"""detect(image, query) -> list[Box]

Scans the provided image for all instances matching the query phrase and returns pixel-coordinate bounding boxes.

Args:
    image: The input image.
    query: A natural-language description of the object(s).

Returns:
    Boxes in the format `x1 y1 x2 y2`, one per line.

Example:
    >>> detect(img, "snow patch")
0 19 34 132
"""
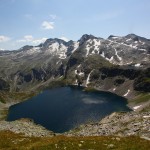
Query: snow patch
59 76 63 79
78 72 84 76
140 41 145 45
75 70 78 74
77 64 81 68
26 47 41 55
93 39 101 51
86 70 93 87
72 42 79 53
114 48 122 61
75 69 84 76
106 56 114 62
126 38 132 42
75 79 78 85
56 61 60 65
135 64 140 67
124 90 130 97
108 39 139 51
59 53 66 59
138 49 147 52
133 105 142 111
113 88 116 91
46 42 59 54
100 51 105 58
126 61 133 65
111 36 119 39
143 115 150 118
100 51 114 63
46 42 67 59
85 45 90 57
129 44 137 49
85 39 101 56
58 44 67 59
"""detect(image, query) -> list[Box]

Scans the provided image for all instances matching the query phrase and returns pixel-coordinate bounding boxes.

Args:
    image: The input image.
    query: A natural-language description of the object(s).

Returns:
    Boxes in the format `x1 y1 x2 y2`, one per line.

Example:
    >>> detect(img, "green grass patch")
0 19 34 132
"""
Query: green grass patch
0 131 149 150
0 96 6 103
0 109 9 120
84 87 98 92
143 77 150 82
131 93 150 104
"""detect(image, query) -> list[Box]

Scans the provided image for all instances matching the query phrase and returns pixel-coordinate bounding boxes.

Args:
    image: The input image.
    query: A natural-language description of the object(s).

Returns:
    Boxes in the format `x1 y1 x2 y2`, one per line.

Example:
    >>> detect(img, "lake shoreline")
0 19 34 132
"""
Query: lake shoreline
7 86 131 133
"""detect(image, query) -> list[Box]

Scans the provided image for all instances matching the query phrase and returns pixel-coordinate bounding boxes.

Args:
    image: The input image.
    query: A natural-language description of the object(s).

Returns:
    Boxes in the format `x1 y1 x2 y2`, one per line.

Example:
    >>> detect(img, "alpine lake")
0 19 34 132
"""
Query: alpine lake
7 86 131 133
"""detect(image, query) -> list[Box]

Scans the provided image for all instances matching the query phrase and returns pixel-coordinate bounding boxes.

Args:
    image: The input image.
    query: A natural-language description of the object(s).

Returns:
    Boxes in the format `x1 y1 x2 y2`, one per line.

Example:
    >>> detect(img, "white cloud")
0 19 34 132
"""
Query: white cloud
16 35 47 45
0 35 10 42
50 14 57 20
16 39 26 43
60 37 69 42
42 21 54 30
32 38 47 44
24 35 34 41
17 35 33 43
0 48 5 51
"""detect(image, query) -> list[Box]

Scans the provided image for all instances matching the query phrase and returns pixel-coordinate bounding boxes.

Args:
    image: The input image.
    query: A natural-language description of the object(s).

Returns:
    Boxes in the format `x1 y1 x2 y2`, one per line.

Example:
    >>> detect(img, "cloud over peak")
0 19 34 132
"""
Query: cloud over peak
60 37 69 42
17 35 47 45
42 21 54 30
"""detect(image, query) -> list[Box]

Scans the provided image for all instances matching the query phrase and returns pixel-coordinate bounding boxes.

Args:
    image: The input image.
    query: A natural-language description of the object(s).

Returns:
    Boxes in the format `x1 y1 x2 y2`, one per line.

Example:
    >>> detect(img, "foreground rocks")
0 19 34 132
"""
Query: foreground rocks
0 111 149 140
0 119 55 137
67 111 150 140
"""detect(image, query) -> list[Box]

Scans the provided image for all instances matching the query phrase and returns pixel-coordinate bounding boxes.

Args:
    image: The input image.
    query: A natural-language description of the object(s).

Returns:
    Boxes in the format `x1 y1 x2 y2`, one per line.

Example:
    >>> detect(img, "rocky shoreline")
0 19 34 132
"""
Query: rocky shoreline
0 118 55 137
0 110 149 141
67 111 150 140
0 87 149 140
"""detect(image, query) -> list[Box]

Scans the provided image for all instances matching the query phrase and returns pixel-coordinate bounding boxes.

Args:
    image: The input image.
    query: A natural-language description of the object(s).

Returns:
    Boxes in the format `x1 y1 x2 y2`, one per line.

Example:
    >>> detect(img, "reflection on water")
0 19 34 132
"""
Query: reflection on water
7 86 130 133
82 97 106 104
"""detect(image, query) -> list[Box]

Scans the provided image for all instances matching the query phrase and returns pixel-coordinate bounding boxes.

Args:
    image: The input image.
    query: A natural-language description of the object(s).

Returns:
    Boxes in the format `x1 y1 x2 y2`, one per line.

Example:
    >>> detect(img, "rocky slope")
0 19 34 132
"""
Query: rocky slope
0 119 55 137
67 111 150 140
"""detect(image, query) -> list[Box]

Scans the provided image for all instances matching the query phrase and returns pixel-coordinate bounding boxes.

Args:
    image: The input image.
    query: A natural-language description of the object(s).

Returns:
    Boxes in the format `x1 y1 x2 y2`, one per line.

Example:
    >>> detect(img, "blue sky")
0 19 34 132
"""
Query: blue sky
0 0 150 50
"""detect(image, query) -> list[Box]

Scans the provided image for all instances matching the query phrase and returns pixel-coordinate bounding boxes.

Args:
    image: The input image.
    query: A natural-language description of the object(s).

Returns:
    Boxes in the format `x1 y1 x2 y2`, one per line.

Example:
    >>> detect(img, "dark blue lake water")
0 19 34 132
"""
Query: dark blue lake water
7 86 130 133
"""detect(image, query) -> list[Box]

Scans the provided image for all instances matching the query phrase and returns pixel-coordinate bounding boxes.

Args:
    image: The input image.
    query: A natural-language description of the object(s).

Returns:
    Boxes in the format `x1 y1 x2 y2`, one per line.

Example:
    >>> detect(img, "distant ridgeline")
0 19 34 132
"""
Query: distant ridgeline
0 33 149 96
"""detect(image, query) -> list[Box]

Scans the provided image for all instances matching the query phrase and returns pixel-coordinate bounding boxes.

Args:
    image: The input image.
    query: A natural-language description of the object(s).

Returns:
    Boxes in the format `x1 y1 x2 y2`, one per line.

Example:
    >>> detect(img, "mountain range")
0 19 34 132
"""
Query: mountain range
0 33 150 99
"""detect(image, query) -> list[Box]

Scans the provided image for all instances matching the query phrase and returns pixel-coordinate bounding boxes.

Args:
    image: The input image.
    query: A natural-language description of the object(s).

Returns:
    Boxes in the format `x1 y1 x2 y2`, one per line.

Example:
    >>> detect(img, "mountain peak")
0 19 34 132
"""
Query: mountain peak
125 33 138 39
78 34 96 45
125 33 149 42
108 35 120 39
19 45 34 51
